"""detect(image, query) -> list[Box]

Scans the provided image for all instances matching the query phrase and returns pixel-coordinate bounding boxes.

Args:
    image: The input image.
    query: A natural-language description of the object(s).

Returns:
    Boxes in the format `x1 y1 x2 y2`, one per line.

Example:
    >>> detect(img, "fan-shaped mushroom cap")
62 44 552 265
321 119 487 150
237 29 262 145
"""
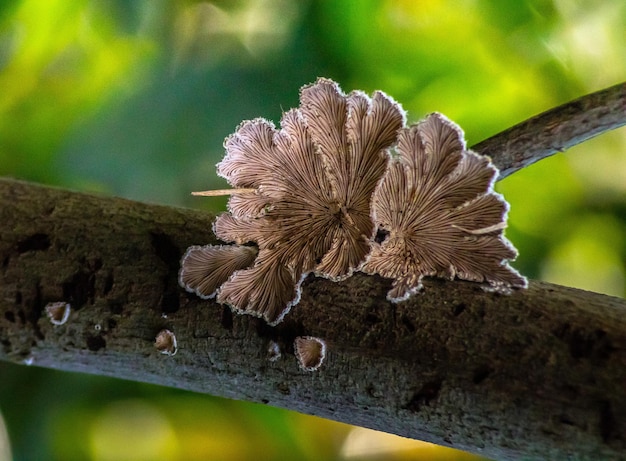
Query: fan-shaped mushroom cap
179 244 258 299
155 329 177 356
294 336 327 371
213 78 405 324
363 113 527 301
217 250 302 325
45 302 71 325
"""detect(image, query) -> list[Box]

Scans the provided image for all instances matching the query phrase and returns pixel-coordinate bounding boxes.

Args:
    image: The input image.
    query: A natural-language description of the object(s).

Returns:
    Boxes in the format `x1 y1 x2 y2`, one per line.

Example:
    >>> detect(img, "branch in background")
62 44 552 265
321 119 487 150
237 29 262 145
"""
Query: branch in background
1 179 624 461
472 81 626 180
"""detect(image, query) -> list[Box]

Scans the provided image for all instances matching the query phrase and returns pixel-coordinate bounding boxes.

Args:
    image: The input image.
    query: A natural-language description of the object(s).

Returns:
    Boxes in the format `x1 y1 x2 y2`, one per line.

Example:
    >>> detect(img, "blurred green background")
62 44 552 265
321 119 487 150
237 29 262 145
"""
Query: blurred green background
1 0 625 460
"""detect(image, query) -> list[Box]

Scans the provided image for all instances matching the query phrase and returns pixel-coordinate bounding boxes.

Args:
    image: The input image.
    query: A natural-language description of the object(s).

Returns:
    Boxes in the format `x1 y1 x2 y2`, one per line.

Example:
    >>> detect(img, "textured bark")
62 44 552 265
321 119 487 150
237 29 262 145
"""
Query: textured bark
1 178 625 460
472 81 626 179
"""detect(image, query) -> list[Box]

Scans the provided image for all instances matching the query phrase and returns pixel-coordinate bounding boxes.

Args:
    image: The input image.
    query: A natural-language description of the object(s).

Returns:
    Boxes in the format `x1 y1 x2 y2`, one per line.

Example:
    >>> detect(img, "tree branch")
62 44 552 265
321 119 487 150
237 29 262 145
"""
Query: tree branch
471 81 626 180
1 179 625 460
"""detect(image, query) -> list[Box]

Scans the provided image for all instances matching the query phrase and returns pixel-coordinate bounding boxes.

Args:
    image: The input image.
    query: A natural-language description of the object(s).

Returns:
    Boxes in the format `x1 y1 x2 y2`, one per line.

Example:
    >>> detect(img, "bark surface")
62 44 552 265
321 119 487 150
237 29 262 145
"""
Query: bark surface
1 179 625 460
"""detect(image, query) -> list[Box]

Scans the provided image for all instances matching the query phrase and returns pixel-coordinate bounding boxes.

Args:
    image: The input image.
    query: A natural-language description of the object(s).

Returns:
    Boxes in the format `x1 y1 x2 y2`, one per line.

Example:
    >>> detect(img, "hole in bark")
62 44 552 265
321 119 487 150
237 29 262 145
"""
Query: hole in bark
17 233 50 253
27 283 45 340
553 323 569 337
108 300 123 315
375 228 390 244
4 311 15 323
591 330 614 361
553 325 614 361
63 271 96 308
86 335 106 351
107 319 117 330
364 313 380 325
254 317 270 337
150 232 180 269
599 400 616 442
2 255 8 268
472 365 492 384
453 303 466 316
161 291 180 315
559 384 579 400
260 317 305 349
261 399 269 404
17 309 25 324
558 414 576 426
15 291 22 305
150 232 181 314
570 331 594 359
103 272 114 295
221 306 233 330
400 314 416 333
404 379 443 412
91 258 103 272
276 382 290 395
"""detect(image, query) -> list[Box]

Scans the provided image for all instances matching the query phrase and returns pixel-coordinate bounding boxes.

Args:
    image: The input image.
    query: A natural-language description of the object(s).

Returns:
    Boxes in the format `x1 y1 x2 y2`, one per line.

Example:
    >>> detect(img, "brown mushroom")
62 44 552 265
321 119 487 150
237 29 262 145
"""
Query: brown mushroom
186 81 527 320
294 336 327 371
155 329 177 356
45 301 71 326
362 113 527 301
213 78 405 324
178 244 258 299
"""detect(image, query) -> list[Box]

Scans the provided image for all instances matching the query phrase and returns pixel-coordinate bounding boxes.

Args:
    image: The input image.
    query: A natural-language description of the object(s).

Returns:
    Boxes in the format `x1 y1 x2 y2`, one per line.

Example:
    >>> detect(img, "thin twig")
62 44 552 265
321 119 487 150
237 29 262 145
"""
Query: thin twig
192 188 256 196
471 81 626 180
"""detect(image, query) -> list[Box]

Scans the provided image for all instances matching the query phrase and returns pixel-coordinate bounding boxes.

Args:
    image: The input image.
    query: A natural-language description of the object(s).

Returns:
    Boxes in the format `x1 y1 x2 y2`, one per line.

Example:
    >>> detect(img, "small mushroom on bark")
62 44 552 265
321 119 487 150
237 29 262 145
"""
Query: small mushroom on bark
45 302 71 326
267 340 281 362
294 336 327 371
155 329 178 356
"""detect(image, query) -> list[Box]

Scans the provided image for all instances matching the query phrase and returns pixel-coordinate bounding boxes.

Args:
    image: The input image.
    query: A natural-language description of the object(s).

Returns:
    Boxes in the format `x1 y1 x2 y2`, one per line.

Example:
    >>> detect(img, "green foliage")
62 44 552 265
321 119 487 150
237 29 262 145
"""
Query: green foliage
1 1 625 459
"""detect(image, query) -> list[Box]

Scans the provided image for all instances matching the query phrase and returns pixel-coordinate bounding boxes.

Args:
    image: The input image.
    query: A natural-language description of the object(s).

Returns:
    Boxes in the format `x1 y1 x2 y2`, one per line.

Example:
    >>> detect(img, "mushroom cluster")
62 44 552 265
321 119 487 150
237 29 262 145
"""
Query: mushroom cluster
180 78 526 326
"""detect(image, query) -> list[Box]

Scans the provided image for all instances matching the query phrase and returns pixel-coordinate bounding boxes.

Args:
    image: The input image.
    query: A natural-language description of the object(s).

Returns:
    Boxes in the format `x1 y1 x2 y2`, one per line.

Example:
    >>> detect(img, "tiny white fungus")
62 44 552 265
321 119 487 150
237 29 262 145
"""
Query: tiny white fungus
45 301 71 326
155 329 178 356
267 340 281 362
